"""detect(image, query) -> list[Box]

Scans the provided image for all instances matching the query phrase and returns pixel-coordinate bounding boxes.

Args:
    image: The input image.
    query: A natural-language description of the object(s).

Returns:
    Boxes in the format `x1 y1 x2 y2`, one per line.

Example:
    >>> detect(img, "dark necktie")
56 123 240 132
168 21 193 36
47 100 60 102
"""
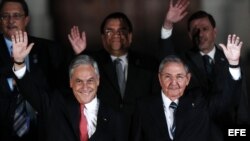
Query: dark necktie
13 86 30 137
114 58 126 98
80 105 88 141
169 102 178 139
202 55 213 76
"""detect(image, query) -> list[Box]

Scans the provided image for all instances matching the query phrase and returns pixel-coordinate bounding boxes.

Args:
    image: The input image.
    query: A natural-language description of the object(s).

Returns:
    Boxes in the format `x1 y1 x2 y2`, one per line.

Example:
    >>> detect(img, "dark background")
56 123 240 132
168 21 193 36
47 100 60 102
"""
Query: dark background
24 0 250 124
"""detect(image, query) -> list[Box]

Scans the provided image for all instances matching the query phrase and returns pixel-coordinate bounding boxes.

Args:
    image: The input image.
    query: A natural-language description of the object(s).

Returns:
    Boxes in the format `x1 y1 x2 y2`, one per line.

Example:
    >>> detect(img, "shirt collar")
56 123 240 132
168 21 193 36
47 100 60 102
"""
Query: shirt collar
84 96 99 112
110 53 128 63
161 91 179 108
4 37 13 54
200 46 216 60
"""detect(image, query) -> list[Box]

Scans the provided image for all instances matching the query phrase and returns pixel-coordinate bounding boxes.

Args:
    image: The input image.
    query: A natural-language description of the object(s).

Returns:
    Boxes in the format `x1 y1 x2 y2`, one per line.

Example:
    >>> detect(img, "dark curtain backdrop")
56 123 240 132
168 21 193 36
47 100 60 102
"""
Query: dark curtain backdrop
49 0 200 57
47 0 250 125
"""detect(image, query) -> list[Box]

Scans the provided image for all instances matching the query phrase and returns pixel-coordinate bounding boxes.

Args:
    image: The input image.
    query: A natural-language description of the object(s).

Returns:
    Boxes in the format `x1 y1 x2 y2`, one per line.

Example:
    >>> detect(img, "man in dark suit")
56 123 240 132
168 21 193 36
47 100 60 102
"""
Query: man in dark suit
160 1 248 127
11 30 125 141
0 0 64 141
130 34 243 140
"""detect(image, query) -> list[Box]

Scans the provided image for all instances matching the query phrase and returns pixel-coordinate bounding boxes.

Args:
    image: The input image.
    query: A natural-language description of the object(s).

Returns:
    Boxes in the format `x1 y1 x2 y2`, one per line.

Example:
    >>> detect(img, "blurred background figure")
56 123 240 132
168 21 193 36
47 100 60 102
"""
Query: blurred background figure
0 0 64 141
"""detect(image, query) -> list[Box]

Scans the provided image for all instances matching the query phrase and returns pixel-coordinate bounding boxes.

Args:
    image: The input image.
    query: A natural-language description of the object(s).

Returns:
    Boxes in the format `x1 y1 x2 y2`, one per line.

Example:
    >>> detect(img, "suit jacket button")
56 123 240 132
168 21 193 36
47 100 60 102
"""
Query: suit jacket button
119 104 123 108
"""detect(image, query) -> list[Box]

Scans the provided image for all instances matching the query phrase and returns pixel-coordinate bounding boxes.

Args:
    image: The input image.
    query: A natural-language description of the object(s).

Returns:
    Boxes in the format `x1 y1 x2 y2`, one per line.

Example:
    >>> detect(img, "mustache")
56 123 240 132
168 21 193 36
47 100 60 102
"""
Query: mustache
7 25 17 29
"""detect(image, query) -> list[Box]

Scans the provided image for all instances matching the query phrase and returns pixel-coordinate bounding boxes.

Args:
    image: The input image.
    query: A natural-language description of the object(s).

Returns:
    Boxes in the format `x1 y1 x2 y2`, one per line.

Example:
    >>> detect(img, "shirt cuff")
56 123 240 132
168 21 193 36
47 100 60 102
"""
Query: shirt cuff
13 66 27 79
229 67 241 80
161 27 172 39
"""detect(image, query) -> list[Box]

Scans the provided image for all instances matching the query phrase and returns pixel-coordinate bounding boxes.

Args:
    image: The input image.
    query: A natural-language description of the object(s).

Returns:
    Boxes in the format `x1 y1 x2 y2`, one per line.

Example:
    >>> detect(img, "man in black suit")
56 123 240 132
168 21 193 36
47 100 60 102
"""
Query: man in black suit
0 0 64 141
130 34 243 140
160 0 249 127
11 30 125 141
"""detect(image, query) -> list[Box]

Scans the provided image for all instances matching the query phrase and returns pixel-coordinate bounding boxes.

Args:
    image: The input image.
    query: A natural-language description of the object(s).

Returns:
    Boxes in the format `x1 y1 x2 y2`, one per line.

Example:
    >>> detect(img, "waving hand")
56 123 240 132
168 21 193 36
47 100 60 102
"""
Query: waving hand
219 34 243 65
68 26 87 55
12 30 34 63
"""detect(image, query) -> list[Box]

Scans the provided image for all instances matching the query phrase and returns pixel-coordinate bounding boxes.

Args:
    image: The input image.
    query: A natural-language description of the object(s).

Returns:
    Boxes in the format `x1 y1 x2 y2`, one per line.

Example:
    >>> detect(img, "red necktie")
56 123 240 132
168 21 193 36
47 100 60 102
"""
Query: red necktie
80 105 88 141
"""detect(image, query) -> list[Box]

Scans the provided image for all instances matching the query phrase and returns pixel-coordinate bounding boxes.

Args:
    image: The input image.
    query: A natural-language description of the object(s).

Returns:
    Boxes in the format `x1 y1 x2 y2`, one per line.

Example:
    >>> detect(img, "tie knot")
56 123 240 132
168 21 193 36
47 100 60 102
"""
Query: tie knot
114 58 124 71
114 58 122 63
169 102 177 110
202 55 211 64
80 105 86 113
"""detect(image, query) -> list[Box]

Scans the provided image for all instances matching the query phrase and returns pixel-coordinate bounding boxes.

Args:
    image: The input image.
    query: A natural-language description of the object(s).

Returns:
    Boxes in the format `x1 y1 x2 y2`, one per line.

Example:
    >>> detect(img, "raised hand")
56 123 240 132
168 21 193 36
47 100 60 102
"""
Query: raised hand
68 26 87 55
219 34 243 65
163 0 190 29
11 30 34 63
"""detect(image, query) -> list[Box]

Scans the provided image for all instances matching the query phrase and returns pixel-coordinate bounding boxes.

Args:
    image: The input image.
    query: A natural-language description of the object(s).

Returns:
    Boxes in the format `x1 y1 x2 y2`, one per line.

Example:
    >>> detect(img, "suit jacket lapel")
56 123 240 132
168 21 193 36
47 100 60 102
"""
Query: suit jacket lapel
98 50 121 95
123 51 144 100
0 35 13 67
123 62 137 100
150 94 170 139
174 95 193 136
89 102 110 140
187 51 206 75
214 47 227 67
62 92 80 139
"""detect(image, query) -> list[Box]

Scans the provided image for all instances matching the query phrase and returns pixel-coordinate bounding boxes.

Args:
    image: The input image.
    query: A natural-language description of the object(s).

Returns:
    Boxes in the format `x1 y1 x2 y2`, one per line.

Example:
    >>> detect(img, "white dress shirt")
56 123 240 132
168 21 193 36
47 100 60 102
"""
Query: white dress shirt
161 91 179 140
83 97 99 138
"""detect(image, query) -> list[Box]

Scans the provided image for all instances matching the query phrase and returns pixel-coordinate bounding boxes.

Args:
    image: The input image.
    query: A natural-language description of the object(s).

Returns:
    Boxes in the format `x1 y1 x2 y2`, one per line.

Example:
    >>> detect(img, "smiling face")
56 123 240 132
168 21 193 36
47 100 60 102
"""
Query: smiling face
189 17 217 54
101 18 132 57
70 64 99 104
158 62 191 101
0 1 29 39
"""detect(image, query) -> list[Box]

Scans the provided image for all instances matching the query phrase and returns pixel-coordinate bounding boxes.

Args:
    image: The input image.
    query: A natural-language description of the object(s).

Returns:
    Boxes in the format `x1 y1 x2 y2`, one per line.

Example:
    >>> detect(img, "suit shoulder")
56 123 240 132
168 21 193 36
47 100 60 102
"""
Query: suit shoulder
128 50 159 71
135 94 160 110
98 101 124 123
28 36 58 46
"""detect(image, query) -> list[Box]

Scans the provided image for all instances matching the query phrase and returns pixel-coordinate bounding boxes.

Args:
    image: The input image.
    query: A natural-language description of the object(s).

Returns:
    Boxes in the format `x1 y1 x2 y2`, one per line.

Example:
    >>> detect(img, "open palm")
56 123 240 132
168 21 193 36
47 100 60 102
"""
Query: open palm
11 31 34 62
68 26 87 55
219 34 243 65
166 0 189 23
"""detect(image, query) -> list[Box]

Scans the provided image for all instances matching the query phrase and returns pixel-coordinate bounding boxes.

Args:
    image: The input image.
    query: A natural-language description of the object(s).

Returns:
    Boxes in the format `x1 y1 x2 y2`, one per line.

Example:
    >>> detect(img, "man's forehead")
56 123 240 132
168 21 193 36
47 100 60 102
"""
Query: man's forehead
190 17 212 27
162 63 186 72
105 18 127 27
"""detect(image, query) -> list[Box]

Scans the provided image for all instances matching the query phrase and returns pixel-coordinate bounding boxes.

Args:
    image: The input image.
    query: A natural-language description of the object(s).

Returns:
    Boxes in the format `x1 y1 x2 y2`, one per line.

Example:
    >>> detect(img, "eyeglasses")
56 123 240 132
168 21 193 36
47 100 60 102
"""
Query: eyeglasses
104 29 129 36
160 73 188 83
0 13 25 21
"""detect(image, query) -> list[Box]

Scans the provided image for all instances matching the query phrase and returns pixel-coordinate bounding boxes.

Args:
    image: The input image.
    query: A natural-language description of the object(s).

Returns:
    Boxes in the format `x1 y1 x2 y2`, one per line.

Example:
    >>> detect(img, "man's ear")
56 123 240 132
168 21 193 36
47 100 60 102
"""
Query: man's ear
24 16 30 27
101 35 107 48
128 33 133 44
213 27 217 38
186 73 191 85
69 79 72 88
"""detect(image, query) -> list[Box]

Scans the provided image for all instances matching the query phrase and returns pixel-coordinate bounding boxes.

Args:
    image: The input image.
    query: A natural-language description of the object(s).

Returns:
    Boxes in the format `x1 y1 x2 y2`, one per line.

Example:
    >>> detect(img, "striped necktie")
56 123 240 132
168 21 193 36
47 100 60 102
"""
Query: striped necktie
169 102 178 139
13 86 30 137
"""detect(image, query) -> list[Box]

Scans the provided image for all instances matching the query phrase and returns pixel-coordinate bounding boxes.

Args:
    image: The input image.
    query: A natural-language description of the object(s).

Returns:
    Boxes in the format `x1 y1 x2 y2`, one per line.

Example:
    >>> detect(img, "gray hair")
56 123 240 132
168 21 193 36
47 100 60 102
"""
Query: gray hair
159 55 190 74
69 55 99 79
